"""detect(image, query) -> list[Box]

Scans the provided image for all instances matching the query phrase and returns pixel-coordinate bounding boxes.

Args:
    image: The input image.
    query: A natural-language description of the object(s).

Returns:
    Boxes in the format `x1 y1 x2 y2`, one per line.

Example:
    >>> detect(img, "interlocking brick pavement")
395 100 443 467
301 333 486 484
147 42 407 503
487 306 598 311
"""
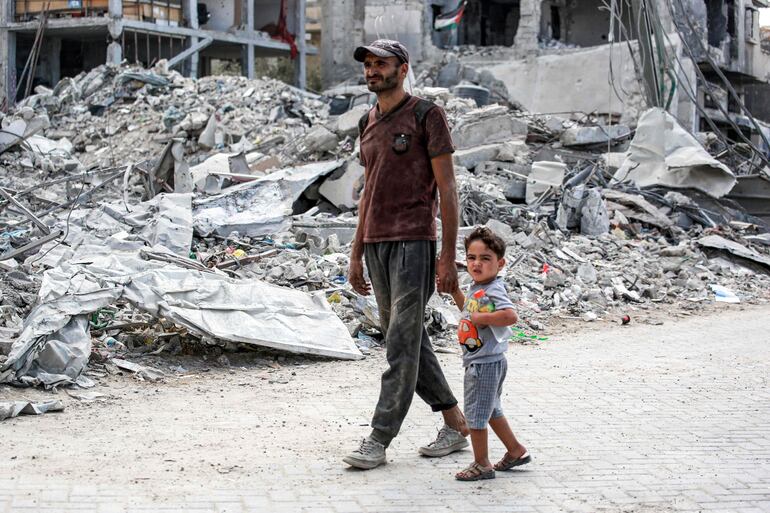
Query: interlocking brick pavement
1 305 769 512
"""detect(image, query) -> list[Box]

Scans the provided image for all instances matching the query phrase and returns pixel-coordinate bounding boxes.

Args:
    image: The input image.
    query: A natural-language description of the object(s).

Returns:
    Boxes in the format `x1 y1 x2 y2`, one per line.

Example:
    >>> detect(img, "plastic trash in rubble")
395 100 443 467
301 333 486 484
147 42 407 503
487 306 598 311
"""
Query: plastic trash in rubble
510 330 549 343
709 284 740 304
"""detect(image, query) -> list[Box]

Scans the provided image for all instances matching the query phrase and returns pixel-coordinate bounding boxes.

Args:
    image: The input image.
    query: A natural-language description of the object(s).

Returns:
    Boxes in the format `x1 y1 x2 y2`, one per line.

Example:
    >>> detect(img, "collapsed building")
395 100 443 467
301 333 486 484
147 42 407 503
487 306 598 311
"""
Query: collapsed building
0 0 769 401
0 0 313 107
322 1 770 146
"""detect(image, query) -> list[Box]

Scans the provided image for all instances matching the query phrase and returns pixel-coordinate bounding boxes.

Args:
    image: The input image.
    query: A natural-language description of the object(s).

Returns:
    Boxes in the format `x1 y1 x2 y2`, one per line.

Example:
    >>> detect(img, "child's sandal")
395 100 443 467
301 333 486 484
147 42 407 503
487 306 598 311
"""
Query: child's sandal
455 462 495 481
493 451 531 471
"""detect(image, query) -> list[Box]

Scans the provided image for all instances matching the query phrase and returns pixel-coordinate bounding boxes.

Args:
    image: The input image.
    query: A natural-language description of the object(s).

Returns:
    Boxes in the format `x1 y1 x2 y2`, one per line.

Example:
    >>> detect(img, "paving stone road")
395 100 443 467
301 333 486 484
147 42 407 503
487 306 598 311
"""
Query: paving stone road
2 305 770 513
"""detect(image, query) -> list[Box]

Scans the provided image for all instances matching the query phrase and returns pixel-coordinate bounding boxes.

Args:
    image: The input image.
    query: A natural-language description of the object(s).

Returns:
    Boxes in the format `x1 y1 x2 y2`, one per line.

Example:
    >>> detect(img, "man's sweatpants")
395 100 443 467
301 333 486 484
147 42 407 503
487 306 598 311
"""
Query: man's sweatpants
364 240 458 447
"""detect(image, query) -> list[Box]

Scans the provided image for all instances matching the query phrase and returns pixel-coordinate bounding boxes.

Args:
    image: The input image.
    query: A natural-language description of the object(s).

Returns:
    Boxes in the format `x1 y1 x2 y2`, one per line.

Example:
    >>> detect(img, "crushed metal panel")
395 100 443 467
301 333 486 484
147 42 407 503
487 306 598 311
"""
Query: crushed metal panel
614 108 736 198
2 249 361 387
0 400 64 421
192 160 345 237
697 234 770 269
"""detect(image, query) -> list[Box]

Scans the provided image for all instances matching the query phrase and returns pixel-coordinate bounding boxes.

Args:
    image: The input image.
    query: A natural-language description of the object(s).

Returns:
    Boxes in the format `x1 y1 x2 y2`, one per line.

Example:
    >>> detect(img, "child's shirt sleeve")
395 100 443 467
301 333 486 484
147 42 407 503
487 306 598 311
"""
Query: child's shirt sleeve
484 280 514 311
484 280 515 343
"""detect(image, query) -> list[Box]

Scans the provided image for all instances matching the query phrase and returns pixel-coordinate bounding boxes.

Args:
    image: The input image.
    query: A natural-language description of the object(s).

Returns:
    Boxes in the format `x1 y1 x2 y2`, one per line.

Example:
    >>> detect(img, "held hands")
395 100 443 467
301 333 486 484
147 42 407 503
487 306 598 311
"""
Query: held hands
436 253 459 294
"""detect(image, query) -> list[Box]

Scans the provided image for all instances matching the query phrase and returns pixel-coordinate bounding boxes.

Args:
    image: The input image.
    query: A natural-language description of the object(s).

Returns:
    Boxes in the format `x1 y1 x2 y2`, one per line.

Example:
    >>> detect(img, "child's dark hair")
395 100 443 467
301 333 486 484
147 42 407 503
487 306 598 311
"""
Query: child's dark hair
464 226 506 258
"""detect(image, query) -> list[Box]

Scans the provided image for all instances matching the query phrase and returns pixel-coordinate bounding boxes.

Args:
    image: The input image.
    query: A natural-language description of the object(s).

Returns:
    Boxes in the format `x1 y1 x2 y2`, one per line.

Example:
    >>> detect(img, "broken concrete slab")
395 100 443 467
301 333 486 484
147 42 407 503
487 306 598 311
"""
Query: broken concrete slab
485 219 517 245
299 125 339 155
318 160 365 210
602 189 674 229
332 104 370 139
496 139 529 162
451 106 528 150
697 234 770 269
453 144 502 169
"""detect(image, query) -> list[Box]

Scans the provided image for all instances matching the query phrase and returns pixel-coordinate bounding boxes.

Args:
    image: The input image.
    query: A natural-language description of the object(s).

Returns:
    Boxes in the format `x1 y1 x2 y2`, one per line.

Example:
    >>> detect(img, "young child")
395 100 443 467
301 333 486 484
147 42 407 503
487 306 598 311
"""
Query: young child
450 226 530 481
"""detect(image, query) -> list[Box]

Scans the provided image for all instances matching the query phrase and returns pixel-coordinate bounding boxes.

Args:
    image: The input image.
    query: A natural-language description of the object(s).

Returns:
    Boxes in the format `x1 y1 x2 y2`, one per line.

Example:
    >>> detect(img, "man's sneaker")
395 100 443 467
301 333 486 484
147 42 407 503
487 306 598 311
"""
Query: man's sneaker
343 437 387 469
418 424 469 457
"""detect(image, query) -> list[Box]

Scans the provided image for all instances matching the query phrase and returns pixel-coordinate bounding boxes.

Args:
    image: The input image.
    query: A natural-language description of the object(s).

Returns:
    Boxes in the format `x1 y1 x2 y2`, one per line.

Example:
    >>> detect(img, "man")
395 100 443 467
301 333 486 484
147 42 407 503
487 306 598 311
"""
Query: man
343 39 470 470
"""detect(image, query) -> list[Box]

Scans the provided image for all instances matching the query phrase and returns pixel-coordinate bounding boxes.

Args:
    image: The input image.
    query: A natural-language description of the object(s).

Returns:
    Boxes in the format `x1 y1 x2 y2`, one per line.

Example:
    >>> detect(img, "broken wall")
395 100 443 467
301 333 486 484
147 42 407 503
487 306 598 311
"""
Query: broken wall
474 36 698 129
476 43 647 123
320 0 365 87
456 0 520 47
363 0 426 61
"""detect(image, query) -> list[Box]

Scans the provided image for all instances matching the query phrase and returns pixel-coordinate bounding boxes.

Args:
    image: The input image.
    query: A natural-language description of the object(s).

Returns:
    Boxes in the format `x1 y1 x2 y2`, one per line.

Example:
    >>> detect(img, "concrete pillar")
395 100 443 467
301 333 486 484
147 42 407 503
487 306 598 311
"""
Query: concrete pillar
107 42 123 65
513 0 541 56
736 0 746 71
294 0 306 89
244 0 254 79
48 37 61 86
0 0 16 109
107 0 123 66
320 0 362 88
182 0 199 77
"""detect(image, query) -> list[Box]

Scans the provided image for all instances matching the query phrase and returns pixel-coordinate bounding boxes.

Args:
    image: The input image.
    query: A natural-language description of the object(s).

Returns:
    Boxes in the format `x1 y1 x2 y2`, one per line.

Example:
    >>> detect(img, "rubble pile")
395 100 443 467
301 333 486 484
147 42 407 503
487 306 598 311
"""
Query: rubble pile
3 62 335 173
1 61 769 391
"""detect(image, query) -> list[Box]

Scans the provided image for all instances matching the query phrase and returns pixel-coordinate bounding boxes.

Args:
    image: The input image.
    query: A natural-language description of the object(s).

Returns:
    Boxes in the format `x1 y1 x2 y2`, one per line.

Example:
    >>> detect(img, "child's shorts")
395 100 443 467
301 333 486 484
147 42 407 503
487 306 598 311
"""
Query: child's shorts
464 358 508 430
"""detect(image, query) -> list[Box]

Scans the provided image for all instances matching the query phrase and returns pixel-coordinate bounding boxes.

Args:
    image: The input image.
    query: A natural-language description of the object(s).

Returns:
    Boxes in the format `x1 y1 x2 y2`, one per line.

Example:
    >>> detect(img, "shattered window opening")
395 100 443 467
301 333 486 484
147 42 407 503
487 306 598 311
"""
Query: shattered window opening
459 0 521 47
540 0 629 49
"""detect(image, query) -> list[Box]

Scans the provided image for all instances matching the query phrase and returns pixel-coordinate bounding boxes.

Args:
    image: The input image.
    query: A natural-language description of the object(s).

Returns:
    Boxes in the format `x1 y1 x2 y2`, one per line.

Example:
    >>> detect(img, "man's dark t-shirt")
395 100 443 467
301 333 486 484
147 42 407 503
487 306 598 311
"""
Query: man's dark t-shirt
359 94 455 243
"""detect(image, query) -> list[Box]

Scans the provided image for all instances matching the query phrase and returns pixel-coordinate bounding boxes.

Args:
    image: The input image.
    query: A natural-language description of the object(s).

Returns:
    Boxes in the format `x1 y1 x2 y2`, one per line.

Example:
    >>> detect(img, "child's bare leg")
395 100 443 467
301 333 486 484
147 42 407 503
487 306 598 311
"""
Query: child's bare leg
470 428 493 468
489 416 526 458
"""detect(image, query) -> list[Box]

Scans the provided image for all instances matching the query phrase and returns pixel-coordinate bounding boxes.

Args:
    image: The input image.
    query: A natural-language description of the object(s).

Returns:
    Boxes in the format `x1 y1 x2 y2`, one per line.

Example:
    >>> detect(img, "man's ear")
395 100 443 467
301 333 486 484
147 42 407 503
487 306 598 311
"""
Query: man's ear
401 63 409 76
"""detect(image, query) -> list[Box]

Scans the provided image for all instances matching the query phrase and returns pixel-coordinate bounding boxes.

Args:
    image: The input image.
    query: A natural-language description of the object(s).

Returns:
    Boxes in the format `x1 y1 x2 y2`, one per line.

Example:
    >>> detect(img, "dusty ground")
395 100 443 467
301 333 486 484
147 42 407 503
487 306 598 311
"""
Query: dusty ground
1 302 769 512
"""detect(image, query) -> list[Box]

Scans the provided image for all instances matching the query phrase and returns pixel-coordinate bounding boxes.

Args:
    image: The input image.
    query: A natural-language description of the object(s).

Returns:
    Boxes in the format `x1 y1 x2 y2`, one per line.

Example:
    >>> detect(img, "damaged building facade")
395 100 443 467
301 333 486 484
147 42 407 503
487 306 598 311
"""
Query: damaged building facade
0 0 313 107
321 0 770 150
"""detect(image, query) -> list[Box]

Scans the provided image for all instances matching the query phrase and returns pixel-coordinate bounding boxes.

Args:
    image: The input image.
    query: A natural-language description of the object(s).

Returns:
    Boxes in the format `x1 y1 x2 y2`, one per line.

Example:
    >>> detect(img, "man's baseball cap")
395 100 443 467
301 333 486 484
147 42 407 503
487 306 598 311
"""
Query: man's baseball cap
354 39 410 64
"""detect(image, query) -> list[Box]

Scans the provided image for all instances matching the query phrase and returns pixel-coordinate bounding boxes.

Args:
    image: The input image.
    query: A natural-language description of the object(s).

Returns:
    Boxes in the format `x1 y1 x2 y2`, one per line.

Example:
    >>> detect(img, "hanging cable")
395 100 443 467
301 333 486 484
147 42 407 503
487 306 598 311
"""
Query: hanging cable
670 0 770 163
651 2 767 170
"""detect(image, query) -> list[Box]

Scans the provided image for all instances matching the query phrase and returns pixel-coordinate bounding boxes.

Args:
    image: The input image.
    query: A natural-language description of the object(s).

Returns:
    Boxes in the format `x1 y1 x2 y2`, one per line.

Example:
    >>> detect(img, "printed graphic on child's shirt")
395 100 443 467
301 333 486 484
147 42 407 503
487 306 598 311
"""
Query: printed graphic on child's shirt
458 289 496 352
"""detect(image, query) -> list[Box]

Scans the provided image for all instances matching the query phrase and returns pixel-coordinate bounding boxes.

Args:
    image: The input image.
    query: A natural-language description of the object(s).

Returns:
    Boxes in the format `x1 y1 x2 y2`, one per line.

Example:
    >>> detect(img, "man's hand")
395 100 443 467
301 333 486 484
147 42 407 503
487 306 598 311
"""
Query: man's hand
436 253 458 294
348 257 371 295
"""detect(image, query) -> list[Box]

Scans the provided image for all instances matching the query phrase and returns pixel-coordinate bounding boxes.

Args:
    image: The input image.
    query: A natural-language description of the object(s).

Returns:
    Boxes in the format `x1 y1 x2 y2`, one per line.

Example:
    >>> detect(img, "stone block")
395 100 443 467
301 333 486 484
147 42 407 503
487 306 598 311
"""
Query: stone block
452 144 502 169
451 107 528 150
332 105 369 139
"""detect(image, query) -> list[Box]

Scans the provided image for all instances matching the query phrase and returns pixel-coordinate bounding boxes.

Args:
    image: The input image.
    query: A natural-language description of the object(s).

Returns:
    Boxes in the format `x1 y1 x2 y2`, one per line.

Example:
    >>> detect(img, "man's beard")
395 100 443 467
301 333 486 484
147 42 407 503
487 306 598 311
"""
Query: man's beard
366 68 400 92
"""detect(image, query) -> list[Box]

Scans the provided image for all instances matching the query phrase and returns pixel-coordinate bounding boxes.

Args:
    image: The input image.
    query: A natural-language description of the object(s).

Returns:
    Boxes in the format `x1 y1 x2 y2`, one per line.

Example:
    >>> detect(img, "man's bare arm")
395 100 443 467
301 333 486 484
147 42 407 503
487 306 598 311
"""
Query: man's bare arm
348 169 371 295
431 152 459 294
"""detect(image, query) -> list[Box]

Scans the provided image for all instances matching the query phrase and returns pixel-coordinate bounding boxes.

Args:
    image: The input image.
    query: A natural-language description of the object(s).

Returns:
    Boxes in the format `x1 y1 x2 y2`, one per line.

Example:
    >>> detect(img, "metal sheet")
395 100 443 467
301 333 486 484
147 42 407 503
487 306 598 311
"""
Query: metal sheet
614 108 736 198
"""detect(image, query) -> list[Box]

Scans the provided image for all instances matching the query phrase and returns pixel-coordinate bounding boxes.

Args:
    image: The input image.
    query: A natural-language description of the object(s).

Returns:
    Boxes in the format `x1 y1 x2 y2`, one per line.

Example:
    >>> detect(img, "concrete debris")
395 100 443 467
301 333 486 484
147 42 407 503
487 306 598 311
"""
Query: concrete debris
453 143 503 169
318 161 365 210
332 105 370 139
1 61 769 394
697 234 770 269
451 106 528 150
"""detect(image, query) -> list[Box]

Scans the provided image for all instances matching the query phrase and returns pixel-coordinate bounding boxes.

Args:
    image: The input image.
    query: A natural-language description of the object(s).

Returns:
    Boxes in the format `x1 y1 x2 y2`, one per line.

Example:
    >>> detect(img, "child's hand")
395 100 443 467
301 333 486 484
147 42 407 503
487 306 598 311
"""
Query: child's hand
470 312 488 329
